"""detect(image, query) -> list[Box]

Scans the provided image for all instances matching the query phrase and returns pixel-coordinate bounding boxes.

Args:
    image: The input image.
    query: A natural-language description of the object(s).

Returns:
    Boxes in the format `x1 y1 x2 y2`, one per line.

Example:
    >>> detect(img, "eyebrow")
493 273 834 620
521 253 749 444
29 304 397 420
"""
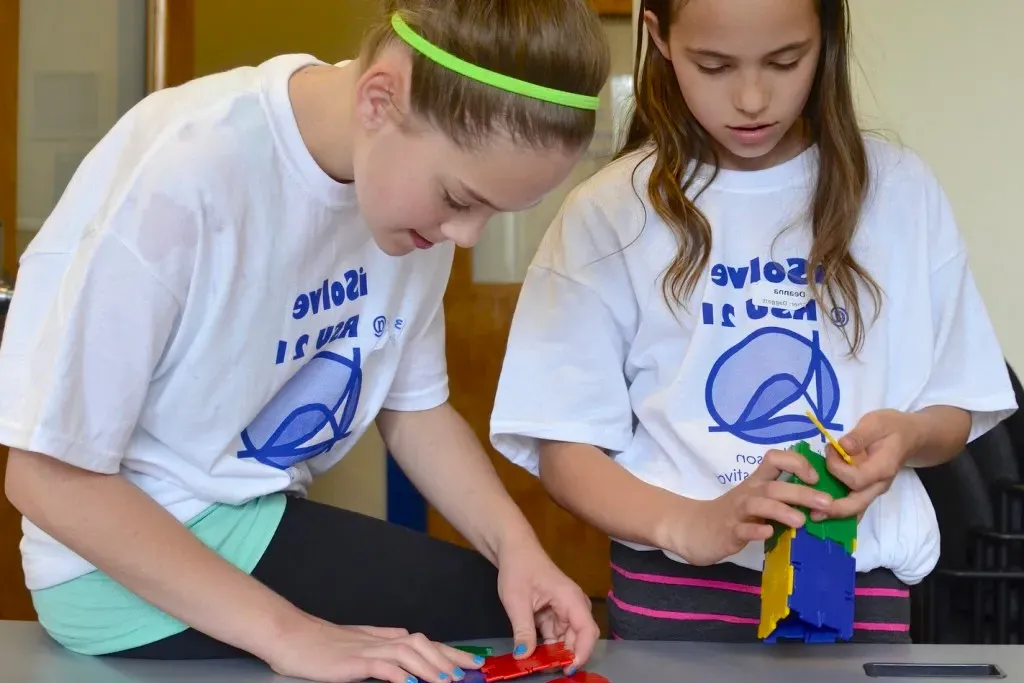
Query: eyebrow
460 181 503 211
685 40 811 61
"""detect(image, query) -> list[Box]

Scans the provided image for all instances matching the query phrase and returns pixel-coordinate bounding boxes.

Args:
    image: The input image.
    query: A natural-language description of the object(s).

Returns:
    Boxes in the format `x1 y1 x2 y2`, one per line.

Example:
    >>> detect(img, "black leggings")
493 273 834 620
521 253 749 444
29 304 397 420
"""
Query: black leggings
111 495 514 659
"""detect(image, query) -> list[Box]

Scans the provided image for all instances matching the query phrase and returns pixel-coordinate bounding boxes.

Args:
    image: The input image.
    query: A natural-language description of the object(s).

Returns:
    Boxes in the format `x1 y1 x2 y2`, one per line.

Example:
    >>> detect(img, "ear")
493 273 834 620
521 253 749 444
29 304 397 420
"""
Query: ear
353 55 412 133
643 10 672 61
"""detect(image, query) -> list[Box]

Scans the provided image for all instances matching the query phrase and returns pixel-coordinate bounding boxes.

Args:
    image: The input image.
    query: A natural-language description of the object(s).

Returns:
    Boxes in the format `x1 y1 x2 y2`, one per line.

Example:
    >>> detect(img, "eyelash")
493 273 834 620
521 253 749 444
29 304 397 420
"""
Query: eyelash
697 60 800 75
443 191 470 212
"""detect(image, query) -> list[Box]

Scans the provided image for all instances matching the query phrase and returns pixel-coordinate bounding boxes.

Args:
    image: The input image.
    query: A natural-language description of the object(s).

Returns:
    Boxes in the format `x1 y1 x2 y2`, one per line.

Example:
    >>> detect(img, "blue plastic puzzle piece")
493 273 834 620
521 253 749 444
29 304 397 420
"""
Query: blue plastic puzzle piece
788 527 855 640
419 671 486 683
763 618 841 643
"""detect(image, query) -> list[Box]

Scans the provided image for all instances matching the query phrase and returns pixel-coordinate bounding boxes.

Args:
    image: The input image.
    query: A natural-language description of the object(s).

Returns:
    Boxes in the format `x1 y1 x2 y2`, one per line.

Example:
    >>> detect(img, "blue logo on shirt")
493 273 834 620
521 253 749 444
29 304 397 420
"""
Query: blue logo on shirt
239 347 363 469
706 327 842 445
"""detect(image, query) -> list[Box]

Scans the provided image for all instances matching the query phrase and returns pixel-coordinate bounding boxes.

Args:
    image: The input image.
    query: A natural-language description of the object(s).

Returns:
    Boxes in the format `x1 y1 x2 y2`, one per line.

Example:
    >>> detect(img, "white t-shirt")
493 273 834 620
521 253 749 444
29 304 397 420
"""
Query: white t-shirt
0 54 454 590
490 138 1017 585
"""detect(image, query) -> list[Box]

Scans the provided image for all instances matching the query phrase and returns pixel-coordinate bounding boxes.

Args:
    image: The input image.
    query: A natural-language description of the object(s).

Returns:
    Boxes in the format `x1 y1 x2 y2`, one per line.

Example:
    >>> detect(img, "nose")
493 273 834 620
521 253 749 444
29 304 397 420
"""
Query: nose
734 71 769 118
440 215 488 249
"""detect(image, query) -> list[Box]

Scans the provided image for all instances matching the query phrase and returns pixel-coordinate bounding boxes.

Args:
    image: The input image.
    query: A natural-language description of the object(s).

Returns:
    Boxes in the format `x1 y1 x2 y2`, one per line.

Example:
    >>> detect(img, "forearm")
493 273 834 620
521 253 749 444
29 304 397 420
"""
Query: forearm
538 441 695 552
4 449 308 660
905 405 973 467
376 403 538 565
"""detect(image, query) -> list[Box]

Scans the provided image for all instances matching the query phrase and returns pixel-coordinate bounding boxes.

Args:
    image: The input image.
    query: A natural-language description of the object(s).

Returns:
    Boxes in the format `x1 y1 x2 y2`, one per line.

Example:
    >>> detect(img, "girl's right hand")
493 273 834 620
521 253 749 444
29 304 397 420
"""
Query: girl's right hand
681 449 835 566
265 616 484 683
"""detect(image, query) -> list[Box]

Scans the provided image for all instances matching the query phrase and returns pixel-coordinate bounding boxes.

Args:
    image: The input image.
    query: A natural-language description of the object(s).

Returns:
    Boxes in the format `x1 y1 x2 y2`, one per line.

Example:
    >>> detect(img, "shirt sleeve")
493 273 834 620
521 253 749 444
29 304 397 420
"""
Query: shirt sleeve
0 170 192 474
490 190 639 476
906 174 1017 442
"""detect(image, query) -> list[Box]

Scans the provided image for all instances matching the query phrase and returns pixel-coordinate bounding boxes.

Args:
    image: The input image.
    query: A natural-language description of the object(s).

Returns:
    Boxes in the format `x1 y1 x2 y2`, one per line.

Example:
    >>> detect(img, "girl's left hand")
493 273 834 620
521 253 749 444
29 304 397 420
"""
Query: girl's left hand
496 543 598 674
821 409 926 520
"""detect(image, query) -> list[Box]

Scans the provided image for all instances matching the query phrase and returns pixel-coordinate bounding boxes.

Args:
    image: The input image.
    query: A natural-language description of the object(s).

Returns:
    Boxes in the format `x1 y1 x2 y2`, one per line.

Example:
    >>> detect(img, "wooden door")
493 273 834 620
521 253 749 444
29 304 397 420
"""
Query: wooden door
0 0 33 622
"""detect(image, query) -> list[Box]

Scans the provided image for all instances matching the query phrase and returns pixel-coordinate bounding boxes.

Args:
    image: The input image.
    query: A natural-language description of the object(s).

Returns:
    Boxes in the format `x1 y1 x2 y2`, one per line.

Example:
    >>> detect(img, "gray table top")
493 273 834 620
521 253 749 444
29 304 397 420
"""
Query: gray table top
3 620 1022 683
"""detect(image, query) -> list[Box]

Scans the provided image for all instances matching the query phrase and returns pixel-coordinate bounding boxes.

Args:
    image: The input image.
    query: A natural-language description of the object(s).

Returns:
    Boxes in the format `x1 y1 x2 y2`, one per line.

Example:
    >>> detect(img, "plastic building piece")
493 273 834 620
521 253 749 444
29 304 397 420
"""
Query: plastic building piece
481 642 574 682
758 441 858 643
759 527 796 636
787 441 857 554
548 672 611 683
787 528 855 641
568 673 611 683
455 645 494 657
759 527 855 643
417 671 486 683
804 410 853 463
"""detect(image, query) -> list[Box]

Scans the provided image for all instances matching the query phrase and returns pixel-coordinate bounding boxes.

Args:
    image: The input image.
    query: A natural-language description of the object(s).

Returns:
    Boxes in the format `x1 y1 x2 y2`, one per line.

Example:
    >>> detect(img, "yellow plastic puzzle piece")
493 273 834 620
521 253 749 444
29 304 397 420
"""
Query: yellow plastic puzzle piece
758 527 796 639
805 410 853 464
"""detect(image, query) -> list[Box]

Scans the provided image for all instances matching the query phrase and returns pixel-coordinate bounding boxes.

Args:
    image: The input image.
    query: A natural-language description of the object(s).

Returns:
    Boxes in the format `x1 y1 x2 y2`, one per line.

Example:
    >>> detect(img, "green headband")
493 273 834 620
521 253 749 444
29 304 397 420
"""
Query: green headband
389 13 601 111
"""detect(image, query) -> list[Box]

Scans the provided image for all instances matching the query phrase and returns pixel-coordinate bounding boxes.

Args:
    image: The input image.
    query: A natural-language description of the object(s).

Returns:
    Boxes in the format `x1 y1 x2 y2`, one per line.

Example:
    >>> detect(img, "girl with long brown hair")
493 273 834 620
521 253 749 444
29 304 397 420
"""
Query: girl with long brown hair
491 0 1014 642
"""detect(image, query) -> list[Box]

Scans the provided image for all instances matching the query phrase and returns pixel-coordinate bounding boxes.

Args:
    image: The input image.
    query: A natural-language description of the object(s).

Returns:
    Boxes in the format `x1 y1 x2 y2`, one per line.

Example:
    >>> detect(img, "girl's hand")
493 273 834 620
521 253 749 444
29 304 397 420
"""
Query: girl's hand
823 409 926 520
266 617 483 683
681 449 834 566
496 541 599 674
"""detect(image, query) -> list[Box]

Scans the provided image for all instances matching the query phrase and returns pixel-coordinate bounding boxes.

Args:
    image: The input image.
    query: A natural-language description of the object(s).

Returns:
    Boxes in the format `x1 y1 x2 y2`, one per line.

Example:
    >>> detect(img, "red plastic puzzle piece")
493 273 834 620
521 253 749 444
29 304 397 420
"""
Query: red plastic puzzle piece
481 643 575 682
548 672 611 683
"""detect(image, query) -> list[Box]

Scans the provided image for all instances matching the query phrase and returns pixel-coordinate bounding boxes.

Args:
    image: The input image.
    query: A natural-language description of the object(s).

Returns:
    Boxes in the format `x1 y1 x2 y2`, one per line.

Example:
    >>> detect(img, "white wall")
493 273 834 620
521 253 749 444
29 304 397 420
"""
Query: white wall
848 0 1024 368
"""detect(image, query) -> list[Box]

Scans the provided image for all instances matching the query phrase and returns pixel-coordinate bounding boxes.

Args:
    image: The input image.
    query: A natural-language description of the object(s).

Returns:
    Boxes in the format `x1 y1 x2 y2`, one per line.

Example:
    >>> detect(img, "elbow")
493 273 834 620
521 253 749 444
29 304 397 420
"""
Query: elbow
4 448 34 516
537 443 577 510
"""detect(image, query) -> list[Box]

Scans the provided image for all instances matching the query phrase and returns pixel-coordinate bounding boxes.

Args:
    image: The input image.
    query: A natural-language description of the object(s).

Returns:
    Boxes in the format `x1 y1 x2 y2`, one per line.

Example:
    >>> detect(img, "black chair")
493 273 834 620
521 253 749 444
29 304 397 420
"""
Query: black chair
914 369 1024 644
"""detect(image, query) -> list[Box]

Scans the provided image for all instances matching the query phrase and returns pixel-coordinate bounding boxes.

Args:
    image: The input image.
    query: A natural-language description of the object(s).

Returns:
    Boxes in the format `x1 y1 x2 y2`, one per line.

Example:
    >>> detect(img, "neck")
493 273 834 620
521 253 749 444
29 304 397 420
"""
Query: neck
289 61 358 183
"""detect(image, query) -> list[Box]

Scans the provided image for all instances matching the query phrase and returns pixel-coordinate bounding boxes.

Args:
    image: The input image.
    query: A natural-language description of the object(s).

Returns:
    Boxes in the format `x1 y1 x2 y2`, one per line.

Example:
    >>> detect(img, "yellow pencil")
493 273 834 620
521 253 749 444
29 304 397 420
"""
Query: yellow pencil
805 410 854 464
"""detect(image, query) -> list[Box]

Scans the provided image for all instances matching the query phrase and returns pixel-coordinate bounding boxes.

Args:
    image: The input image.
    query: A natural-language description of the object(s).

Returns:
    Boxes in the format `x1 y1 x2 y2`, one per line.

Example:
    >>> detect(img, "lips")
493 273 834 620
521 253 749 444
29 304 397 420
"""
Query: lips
411 231 434 250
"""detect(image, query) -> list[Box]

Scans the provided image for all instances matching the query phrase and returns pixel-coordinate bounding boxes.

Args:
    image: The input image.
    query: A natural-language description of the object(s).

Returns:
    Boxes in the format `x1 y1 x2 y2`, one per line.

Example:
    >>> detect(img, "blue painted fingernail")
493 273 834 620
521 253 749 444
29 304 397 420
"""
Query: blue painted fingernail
568 667 577 676
439 674 449 681
513 644 527 656
473 656 485 666
406 677 417 683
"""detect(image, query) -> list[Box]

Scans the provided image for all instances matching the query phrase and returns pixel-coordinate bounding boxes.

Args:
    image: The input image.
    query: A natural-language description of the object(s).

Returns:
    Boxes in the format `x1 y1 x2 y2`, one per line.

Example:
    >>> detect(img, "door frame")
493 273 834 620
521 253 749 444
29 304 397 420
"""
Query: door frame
1 0 19 281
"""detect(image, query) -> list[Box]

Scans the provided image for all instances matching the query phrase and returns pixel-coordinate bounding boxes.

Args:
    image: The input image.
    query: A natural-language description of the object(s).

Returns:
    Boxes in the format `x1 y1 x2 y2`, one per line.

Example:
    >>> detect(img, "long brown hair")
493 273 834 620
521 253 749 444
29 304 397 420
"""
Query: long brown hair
618 0 881 354
360 0 610 153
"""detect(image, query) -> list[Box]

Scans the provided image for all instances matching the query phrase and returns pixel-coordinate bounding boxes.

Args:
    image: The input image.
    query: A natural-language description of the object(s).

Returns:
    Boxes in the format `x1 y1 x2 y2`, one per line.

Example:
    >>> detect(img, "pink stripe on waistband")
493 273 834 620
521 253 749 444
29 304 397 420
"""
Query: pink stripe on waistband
608 592 910 632
855 587 911 598
612 562 910 599
611 562 760 594
607 591 760 625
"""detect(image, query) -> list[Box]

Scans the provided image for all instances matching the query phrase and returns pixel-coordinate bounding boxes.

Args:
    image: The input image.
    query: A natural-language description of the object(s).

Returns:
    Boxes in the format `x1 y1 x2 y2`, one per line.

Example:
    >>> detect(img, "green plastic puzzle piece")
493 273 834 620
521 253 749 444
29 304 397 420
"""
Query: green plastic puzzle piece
454 645 493 657
787 441 857 554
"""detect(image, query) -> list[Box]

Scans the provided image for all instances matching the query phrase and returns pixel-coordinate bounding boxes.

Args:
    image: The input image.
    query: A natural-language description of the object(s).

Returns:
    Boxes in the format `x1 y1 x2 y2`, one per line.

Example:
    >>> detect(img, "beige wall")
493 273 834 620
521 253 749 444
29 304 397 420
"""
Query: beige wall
193 0 379 77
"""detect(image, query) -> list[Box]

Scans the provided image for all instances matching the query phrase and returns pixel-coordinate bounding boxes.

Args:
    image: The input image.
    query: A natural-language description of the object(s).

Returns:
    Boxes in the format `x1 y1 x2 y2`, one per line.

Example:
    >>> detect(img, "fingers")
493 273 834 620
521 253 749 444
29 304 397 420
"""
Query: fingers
564 603 600 672
502 593 539 659
371 634 464 683
357 657 420 683
536 608 562 644
741 495 809 529
825 442 900 493
750 449 820 484
733 521 776 543
436 643 485 671
754 478 833 516
827 480 889 519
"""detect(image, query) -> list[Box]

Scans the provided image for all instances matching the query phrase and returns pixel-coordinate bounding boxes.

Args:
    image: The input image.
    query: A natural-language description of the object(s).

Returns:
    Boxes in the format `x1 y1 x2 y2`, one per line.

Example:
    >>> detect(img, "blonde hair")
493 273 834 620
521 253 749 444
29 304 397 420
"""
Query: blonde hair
360 0 611 152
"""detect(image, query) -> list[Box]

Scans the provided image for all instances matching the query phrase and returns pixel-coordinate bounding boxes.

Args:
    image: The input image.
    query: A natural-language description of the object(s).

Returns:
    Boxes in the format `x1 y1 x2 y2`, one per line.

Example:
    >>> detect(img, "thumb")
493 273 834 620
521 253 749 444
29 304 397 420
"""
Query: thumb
839 411 888 455
504 594 538 658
